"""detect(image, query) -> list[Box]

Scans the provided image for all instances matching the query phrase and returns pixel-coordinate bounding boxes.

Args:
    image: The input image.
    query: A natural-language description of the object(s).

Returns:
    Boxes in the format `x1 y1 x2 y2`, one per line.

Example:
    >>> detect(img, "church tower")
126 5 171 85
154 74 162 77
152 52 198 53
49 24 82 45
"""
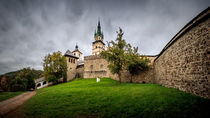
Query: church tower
72 44 83 61
92 20 105 55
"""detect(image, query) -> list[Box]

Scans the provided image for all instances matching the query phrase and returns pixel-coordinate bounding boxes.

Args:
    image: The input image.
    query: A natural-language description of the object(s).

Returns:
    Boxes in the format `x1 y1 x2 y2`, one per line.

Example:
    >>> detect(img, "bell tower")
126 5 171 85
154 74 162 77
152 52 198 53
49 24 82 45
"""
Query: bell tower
92 20 105 55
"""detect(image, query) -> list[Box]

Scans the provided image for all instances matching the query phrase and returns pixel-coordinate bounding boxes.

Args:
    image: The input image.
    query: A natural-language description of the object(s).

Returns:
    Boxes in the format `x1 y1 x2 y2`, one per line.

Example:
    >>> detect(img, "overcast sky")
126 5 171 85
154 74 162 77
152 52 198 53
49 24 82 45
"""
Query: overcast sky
0 0 209 74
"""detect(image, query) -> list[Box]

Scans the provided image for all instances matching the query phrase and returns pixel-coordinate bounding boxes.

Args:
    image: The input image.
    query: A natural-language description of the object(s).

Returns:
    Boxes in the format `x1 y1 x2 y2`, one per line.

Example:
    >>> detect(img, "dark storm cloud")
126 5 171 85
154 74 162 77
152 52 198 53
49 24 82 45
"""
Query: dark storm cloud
0 0 209 74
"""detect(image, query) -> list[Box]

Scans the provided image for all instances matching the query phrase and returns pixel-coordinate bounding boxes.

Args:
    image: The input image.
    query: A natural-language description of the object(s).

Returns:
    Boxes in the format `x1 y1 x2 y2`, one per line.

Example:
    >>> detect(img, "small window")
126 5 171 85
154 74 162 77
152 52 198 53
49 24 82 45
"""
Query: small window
37 83 41 87
74 53 75 55
100 64 103 69
96 46 97 48
43 81 47 85
90 65 93 69
69 58 70 62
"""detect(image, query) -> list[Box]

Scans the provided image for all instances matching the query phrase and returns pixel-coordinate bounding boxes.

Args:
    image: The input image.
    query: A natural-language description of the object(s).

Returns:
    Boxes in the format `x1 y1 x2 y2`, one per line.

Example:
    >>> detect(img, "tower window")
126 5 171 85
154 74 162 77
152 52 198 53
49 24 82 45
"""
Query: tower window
90 65 93 69
100 64 103 69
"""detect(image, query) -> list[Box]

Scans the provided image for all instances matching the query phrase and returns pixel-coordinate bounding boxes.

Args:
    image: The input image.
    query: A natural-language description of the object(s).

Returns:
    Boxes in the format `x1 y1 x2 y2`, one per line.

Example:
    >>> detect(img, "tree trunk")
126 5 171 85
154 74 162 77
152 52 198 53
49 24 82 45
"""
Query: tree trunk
130 75 133 83
118 72 121 83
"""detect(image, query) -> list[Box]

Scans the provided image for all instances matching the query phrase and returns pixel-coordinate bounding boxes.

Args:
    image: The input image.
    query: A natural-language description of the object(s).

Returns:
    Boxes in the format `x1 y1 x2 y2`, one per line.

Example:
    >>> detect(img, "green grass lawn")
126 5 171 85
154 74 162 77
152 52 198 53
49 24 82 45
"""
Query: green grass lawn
0 91 24 102
19 78 210 118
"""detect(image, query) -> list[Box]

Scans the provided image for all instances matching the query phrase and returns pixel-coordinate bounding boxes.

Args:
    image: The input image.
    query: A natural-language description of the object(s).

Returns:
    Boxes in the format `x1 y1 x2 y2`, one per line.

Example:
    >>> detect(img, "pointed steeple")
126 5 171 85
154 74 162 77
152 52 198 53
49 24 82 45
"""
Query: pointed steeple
97 19 101 34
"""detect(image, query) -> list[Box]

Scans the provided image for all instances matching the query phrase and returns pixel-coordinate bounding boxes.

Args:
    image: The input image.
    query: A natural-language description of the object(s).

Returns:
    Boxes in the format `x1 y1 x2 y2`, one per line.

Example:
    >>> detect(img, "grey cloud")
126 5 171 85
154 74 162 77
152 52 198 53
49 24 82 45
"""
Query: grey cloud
0 0 209 74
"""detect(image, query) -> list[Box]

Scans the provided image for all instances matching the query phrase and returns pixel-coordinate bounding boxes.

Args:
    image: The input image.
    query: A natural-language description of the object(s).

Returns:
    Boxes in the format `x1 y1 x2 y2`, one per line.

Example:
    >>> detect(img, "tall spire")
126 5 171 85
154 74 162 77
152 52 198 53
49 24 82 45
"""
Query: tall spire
97 18 101 34
94 18 104 39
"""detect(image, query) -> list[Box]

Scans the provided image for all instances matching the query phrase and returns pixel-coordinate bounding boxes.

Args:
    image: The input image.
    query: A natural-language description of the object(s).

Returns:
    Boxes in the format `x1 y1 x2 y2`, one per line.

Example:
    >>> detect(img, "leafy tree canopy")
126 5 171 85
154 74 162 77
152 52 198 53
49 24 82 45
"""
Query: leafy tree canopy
101 28 150 83
43 51 67 83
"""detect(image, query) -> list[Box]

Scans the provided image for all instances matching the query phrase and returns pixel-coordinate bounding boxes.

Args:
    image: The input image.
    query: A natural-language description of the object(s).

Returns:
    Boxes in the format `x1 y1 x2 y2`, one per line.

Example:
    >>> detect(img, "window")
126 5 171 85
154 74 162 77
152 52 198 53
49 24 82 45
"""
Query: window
74 53 75 55
90 65 93 69
37 83 41 87
96 46 97 48
43 81 47 85
69 58 70 62
100 64 103 69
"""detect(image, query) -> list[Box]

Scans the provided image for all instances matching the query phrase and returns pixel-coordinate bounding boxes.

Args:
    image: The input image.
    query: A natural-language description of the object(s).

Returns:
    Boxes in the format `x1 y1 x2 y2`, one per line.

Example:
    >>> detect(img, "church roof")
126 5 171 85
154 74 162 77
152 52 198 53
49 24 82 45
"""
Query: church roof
64 50 79 59
94 20 104 39
72 44 83 54
72 48 83 54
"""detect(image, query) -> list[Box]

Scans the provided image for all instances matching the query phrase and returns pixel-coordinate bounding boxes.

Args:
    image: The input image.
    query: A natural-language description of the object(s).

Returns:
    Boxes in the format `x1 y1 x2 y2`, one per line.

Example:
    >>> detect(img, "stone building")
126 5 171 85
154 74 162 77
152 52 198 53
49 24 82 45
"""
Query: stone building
84 20 111 78
64 49 79 81
92 21 105 55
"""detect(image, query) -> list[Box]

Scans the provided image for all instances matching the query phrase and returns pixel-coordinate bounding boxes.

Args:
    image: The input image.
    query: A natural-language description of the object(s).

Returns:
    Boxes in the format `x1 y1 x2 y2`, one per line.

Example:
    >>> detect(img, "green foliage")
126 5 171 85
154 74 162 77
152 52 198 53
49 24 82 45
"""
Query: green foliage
101 28 130 83
9 67 36 91
43 51 67 83
126 49 151 82
0 76 8 91
101 28 151 83
0 68 43 91
18 78 210 118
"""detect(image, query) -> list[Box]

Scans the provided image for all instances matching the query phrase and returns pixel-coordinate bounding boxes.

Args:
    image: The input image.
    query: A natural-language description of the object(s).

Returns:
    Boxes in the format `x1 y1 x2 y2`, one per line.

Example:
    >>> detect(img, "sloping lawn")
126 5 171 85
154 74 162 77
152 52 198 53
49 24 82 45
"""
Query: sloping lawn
19 78 209 118
0 91 24 102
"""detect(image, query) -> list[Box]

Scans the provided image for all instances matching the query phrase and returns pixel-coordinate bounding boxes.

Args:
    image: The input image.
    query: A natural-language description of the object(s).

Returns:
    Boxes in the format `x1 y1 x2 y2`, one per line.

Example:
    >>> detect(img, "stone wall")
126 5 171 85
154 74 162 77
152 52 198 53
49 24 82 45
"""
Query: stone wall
76 65 84 78
66 56 77 81
84 55 111 78
84 55 155 83
154 8 210 99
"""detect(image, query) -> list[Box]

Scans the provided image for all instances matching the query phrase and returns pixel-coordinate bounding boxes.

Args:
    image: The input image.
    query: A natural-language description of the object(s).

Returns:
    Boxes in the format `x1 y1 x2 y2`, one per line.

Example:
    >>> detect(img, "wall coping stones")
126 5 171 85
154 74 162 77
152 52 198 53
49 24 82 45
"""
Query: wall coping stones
155 7 210 61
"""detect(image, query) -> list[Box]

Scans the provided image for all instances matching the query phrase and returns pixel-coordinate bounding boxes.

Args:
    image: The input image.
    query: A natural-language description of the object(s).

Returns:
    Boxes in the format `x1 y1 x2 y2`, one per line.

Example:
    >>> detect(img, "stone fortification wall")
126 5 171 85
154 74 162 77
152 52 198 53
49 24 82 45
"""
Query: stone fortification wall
154 8 210 99
76 65 84 78
84 55 155 83
84 55 111 78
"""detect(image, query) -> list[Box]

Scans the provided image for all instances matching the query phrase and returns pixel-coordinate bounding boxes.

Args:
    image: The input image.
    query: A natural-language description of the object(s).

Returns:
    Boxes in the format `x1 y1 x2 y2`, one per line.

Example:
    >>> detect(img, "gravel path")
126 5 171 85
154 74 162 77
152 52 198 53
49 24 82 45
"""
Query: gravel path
0 91 36 117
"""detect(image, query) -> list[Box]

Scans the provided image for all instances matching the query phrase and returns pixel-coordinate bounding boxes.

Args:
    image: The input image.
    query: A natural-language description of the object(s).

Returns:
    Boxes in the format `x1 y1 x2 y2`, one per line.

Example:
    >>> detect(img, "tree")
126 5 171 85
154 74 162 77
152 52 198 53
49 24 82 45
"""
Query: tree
126 51 150 83
1 76 8 91
43 51 67 83
8 67 36 91
101 28 130 83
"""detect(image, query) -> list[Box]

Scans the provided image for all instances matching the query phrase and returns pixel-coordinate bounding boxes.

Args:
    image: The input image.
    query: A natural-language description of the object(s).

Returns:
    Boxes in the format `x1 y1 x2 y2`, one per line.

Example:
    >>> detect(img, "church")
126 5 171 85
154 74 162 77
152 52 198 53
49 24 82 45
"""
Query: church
64 20 113 81
64 20 155 81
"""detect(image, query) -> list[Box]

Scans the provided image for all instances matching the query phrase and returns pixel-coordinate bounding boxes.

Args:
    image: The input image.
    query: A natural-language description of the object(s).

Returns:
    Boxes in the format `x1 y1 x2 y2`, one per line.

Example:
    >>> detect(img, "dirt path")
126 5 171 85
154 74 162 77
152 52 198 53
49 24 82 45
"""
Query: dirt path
0 91 36 117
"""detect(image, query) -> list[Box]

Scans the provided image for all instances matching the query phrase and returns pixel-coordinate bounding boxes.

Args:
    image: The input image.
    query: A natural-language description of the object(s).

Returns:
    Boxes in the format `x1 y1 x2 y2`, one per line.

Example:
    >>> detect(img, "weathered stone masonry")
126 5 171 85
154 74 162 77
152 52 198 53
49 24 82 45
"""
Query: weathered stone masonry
154 7 210 99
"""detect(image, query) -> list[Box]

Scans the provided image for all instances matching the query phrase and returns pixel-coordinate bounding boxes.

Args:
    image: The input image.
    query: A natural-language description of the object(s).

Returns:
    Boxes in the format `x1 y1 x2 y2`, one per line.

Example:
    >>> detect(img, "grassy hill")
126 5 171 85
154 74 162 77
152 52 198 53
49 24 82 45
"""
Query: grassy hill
15 78 210 118
0 69 43 81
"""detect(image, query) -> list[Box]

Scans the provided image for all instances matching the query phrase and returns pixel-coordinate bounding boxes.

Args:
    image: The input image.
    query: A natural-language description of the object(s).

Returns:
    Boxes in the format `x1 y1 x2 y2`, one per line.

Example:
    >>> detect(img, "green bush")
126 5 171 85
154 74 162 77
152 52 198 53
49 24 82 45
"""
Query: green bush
10 84 26 92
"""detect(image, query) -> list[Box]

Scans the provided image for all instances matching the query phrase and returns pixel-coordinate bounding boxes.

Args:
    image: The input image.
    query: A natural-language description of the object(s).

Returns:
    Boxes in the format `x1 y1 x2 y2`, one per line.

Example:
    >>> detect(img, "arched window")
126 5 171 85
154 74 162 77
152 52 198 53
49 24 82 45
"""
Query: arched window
100 64 103 69
37 83 41 87
43 81 47 85
90 65 93 69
